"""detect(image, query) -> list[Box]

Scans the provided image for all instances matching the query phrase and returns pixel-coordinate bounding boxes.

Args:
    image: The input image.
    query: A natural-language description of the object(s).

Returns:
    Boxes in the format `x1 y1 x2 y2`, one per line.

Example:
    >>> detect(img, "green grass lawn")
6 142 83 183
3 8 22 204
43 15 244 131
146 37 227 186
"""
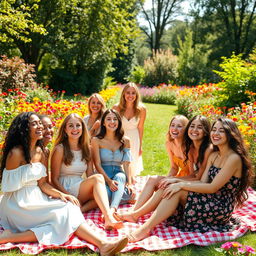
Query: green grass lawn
0 103 255 255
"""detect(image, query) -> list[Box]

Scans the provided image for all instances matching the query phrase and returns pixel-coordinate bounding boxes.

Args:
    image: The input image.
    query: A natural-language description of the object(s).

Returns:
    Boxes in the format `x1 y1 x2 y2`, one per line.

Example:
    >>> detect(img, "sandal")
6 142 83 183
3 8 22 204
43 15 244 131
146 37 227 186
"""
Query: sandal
100 236 128 256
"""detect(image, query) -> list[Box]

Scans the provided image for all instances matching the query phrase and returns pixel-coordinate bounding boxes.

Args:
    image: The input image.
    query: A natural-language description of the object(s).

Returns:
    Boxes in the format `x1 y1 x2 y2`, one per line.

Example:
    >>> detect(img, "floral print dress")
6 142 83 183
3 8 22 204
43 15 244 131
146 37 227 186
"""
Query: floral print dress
168 165 241 232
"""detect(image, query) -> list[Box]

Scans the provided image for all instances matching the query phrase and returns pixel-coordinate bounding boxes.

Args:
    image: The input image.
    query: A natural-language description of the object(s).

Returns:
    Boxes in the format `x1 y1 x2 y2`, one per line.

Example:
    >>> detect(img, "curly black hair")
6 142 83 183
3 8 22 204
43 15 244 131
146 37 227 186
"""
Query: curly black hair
0 112 44 178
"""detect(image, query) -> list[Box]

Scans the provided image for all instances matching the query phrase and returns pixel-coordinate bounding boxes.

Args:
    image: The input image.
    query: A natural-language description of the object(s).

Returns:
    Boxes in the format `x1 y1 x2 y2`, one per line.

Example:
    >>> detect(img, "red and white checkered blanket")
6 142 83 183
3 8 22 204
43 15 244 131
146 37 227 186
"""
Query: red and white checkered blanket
0 176 255 254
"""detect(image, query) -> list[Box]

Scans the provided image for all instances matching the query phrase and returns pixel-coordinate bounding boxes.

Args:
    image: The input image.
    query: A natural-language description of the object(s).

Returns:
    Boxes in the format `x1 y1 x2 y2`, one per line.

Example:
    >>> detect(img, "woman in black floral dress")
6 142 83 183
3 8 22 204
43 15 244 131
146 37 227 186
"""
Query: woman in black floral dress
117 117 254 241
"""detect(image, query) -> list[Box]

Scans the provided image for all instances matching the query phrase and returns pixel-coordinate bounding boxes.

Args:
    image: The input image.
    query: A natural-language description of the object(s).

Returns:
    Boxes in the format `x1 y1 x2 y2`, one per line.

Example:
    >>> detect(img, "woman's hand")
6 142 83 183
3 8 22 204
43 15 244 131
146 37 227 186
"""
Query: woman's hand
59 193 81 206
108 179 119 192
126 184 135 195
158 177 179 189
161 183 183 199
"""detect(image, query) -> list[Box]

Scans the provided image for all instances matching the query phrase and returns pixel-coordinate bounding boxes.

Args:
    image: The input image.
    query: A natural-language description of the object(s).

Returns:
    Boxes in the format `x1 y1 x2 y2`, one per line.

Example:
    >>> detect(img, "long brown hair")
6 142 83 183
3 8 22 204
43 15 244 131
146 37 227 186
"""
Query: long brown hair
54 113 91 165
97 109 125 150
87 93 106 120
212 117 254 207
118 82 142 118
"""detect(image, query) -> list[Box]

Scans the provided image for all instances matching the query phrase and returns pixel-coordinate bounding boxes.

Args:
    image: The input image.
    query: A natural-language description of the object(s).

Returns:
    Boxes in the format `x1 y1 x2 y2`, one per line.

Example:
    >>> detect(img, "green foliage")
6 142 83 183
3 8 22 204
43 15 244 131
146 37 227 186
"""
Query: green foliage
0 55 37 91
23 85 53 102
102 76 117 90
0 0 46 43
214 53 256 107
177 29 211 86
175 96 194 118
140 86 176 105
143 49 178 87
128 65 145 84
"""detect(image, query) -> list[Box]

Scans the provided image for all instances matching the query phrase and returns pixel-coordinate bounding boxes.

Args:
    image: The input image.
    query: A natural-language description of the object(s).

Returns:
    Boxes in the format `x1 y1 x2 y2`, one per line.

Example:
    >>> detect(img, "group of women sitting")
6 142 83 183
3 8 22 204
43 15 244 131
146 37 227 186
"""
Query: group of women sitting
0 82 254 256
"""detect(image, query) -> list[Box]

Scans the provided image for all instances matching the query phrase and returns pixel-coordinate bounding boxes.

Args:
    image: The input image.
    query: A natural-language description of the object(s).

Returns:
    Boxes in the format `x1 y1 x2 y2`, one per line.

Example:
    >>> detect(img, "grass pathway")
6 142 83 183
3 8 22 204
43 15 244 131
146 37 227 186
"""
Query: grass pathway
0 103 255 255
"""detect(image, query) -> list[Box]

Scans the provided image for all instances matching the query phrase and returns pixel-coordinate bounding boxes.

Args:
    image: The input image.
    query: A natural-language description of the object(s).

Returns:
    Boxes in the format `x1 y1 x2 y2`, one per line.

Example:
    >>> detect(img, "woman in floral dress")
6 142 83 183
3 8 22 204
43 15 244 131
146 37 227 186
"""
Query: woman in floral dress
117 117 253 241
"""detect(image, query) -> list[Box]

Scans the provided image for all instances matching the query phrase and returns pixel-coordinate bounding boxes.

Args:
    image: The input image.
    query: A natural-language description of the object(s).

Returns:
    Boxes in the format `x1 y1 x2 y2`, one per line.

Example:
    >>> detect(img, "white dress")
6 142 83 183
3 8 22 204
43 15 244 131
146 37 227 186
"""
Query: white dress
59 150 87 197
0 162 85 245
122 116 143 175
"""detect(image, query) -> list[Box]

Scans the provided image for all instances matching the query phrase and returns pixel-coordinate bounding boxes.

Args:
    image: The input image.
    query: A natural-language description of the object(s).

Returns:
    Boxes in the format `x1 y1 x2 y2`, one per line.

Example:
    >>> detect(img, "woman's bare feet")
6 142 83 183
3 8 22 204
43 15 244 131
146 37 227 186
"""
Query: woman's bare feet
0 229 12 244
104 208 123 230
127 228 150 242
115 212 138 223
100 236 128 256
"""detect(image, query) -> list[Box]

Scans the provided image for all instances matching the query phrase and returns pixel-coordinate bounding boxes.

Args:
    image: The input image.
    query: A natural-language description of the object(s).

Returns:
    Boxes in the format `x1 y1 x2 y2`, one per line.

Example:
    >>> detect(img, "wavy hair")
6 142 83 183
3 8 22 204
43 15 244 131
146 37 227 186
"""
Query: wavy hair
212 117 253 207
0 112 44 178
97 109 125 150
166 115 189 143
54 113 91 165
87 93 106 120
184 115 211 168
118 82 142 118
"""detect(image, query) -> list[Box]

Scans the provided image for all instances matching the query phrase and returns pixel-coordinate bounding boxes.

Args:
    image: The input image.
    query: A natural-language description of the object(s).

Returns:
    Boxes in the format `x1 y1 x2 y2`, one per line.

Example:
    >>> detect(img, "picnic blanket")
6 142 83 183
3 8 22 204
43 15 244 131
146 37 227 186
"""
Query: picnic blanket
0 176 255 254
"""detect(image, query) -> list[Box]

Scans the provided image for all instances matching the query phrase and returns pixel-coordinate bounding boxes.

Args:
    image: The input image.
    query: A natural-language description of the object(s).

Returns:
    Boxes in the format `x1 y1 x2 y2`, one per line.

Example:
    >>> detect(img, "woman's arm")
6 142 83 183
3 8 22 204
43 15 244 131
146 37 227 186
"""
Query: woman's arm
86 149 94 177
138 106 146 155
90 120 100 137
50 145 70 195
123 138 132 185
165 141 179 176
38 176 80 206
179 153 242 194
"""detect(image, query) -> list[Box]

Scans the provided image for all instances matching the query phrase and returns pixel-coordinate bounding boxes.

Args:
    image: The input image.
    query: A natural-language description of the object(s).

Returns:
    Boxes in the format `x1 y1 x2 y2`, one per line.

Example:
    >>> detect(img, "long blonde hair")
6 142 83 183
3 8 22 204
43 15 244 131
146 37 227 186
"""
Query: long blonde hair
118 82 142 118
166 115 189 142
87 93 106 120
54 113 91 165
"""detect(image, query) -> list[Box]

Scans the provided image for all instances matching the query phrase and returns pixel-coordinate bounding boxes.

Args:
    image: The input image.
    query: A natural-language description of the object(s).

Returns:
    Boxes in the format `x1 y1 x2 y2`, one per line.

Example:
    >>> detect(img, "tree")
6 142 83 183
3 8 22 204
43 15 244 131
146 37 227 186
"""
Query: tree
193 0 256 58
138 0 184 52
0 0 46 43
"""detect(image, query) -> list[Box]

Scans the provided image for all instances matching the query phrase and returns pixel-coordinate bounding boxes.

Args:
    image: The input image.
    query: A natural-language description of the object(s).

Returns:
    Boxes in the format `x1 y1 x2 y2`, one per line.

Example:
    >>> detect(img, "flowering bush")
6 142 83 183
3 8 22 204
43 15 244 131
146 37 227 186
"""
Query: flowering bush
215 241 255 255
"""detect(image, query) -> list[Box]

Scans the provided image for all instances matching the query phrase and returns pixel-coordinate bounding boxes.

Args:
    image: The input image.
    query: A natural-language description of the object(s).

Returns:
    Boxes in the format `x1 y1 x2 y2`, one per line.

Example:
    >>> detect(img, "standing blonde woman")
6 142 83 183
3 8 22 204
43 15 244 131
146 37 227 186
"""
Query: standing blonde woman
113 83 146 179
84 93 106 137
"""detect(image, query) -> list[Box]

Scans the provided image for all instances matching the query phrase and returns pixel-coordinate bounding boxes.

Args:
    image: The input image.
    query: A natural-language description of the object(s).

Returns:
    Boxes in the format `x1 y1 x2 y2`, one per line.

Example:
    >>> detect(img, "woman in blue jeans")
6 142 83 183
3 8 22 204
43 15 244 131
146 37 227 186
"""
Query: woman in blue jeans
91 109 135 217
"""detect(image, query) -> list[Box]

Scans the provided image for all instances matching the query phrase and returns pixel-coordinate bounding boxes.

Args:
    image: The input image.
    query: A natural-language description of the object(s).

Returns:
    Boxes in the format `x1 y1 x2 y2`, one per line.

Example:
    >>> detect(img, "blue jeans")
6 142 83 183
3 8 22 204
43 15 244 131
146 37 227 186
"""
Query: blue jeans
102 165 132 209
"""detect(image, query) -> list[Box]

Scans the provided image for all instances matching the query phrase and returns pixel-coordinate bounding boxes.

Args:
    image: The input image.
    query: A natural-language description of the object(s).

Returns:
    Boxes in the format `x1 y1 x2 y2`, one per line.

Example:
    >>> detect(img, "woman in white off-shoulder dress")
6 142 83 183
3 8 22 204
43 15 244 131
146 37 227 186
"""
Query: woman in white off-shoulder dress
113 83 146 179
51 113 122 230
0 112 128 255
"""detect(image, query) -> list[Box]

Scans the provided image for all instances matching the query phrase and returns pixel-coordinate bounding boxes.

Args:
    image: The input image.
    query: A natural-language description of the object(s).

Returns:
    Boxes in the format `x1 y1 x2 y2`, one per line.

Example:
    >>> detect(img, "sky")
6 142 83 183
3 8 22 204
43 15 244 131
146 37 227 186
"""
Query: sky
138 0 191 26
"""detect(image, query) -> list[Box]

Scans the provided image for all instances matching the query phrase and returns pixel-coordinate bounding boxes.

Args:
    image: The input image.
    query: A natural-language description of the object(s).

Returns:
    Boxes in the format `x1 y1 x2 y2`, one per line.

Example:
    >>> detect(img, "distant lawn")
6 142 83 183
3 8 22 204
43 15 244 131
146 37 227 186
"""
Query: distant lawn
0 103 255 255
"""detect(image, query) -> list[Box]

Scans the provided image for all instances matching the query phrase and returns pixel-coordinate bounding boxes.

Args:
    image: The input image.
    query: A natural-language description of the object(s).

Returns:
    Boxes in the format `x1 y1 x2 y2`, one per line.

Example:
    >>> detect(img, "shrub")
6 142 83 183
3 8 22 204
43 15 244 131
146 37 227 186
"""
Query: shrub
23 85 53 102
0 55 37 92
140 85 176 105
214 53 256 108
128 65 145 84
143 49 178 87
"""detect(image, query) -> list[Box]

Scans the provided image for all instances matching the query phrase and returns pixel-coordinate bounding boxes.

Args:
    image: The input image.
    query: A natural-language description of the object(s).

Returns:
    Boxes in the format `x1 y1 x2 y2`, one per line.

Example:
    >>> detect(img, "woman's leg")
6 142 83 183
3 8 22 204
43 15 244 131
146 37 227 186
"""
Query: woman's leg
75 223 128 256
110 172 126 210
133 176 164 210
118 188 165 222
77 174 122 228
0 230 37 244
80 199 98 212
129 190 188 242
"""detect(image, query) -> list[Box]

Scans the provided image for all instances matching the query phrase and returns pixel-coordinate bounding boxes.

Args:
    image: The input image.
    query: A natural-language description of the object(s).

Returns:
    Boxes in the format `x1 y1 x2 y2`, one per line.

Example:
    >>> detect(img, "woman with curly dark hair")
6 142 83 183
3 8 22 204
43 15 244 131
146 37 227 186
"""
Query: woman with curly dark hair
0 112 128 254
117 117 253 242
91 109 135 216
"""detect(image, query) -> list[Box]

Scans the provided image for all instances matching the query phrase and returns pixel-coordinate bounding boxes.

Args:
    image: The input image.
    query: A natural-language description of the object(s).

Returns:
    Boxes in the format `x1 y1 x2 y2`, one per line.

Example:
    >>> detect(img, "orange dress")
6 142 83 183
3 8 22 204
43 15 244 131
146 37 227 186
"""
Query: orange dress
172 155 190 177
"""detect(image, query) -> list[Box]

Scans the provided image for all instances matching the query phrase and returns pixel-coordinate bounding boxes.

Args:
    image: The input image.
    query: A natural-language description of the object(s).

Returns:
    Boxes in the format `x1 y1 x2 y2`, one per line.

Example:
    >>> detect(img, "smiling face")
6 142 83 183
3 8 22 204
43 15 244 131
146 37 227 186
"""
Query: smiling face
41 116 54 146
89 96 103 115
104 112 119 132
188 119 205 141
65 117 83 139
29 114 43 141
169 118 186 140
211 121 227 146
124 86 137 103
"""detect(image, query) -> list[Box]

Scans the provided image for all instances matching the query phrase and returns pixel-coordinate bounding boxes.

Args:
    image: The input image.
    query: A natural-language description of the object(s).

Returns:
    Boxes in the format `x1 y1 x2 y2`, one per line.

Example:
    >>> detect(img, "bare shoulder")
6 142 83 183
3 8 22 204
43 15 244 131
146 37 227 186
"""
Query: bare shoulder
91 137 101 146
227 152 242 164
5 146 24 170
112 104 120 112
52 144 64 156
123 136 131 148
